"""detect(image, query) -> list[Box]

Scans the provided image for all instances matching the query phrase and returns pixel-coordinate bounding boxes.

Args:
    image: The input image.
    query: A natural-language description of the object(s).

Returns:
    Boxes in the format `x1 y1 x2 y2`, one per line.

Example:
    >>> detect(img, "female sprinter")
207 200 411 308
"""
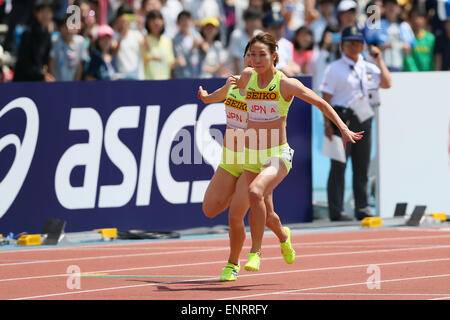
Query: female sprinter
230 32 364 271
198 44 296 281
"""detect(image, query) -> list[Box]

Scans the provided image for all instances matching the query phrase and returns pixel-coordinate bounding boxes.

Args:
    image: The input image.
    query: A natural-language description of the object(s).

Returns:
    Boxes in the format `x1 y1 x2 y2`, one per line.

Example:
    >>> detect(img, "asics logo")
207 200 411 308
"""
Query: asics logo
0 98 39 219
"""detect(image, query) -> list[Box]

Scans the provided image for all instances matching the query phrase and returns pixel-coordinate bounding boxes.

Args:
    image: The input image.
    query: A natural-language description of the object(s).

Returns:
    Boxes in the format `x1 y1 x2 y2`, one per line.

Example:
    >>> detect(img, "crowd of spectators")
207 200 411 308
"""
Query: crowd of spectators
0 0 448 85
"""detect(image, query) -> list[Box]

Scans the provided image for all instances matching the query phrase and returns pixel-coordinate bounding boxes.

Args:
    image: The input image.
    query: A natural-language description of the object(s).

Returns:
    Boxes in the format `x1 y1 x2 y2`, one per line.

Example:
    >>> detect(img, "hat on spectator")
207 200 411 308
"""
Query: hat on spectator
97 24 114 38
341 25 364 41
201 17 220 28
437 0 450 21
337 0 357 12
262 10 285 28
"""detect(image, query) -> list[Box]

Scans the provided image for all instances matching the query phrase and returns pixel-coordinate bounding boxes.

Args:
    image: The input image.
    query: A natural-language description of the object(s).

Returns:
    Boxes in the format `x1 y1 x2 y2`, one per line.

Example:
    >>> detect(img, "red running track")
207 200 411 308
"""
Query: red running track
1 226 450 300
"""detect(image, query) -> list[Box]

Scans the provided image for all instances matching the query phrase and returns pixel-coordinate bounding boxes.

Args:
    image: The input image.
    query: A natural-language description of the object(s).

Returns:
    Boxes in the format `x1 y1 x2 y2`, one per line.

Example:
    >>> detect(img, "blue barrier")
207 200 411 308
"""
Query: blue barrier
0 77 312 234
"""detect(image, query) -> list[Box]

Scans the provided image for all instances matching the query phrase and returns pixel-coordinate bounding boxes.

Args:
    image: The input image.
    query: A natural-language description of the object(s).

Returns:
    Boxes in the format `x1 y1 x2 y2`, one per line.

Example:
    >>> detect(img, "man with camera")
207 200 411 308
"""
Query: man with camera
320 26 391 222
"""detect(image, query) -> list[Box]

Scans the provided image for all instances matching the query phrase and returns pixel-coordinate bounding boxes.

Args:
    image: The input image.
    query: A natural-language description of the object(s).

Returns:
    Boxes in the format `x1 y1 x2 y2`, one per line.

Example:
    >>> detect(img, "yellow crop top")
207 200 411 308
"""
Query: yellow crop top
223 86 248 129
245 70 292 122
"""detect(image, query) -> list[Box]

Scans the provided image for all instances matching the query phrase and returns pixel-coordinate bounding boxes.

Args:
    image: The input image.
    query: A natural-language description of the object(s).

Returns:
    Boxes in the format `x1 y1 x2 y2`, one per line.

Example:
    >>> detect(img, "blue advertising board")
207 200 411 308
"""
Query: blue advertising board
0 78 312 234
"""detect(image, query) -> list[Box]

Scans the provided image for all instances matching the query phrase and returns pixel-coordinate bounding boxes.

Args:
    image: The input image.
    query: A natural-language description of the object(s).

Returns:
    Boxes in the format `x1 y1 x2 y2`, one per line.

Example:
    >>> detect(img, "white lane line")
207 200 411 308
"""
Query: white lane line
2 243 450 282
280 292 450 297
2 231 450 255
429 296 450 300
10 256 450 300
2 232 450 268
219 273 450 300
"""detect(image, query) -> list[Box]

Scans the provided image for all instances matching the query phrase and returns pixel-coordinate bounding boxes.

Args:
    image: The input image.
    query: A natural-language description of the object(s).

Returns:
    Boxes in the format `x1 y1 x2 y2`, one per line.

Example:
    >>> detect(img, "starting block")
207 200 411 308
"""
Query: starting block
361 217 383 228
406 205 427 226
18 234 42 246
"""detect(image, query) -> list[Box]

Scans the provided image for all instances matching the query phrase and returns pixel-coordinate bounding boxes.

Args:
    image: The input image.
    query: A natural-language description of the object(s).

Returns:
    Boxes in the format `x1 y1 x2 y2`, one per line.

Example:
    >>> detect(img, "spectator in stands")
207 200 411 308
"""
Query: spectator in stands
76 0 99 51
279 0 298 41
310 24 340 92
308 0 338 44
230 0 251 33
138 0 184 39
0 45 7 82
172 10 202 78
199 16 229 78
13 0 58 82
293 25 314 74
228 7 263 74
1 0 34 54
337 0 358 32
377 0 415 72
248 0 265 12
403 8 435 71
84 24 117 80
160 0 183 39
181 0 221 28
137 0 160 33
142 9 175 79
262 9 300 76
434 12 450 70
49 15 88 81
113 4 145 80
362 0 385 47
222 0 237 46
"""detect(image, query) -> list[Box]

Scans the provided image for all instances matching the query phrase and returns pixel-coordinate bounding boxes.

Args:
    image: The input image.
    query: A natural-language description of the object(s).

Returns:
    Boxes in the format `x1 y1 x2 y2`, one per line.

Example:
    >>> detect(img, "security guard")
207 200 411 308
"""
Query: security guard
320 26 391 221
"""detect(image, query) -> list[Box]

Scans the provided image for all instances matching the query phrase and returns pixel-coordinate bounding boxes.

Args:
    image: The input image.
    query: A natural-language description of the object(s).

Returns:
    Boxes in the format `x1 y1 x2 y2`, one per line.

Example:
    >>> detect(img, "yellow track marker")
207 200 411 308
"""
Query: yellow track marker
361 217 383 228
430 213 447 222
17 234 42 246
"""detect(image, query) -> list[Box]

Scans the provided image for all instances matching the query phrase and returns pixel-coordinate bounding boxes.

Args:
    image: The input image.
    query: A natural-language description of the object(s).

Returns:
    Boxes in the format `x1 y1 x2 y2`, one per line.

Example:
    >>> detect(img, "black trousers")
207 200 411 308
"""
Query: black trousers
327 107 372 220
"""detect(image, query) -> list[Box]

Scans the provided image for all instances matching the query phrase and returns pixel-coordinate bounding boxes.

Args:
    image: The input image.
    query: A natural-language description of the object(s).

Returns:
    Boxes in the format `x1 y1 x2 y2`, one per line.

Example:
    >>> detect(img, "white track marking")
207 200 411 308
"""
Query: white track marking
220 273 450 300
280 292 450 297
2 243 450 282
2 232 450 267
2 231 450 255
9 256 450 300
429 296 450 300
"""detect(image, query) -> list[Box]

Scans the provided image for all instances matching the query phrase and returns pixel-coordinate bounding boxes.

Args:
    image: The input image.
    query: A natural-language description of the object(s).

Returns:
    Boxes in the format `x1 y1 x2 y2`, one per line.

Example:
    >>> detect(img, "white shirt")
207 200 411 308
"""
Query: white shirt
320 53 381 108
276 37 294 71
50 34 87 81
182 0 220 21
161 0 183 39
115 29 144 80
200 40 228 78
228 28 262 73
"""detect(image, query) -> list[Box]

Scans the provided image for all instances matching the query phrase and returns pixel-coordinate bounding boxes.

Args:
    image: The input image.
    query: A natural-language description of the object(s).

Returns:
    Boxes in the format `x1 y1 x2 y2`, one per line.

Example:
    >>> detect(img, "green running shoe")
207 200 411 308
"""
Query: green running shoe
280 226 295 264
220 262 240 281
244 252 261 271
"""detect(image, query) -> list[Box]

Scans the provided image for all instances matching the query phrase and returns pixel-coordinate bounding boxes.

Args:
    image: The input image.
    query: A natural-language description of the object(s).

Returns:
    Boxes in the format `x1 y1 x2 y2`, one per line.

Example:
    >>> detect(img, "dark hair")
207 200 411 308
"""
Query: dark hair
116 4 134 18
33 0 60 11
382 0 398 6
293 26 314 50
177 10 191 23
200 23 221 43
319 24 339 48
243 7 264 21
243 42 250 58
248 32 279 66
145 10 165 36
55 13 71 28
408 6 427 19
